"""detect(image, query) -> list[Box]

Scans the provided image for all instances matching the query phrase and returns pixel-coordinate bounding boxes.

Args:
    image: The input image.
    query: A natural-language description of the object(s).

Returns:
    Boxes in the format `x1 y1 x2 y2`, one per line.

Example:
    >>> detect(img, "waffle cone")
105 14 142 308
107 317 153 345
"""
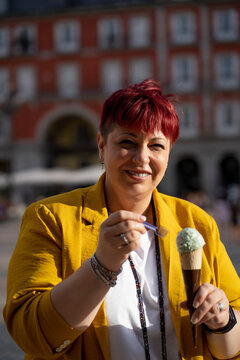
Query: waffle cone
180 248 202 270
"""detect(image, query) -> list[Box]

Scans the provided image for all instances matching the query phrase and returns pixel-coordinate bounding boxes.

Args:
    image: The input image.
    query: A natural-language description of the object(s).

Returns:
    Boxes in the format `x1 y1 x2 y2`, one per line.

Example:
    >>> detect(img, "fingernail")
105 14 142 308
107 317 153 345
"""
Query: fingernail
140 215 146 221
193 301 199 309
191 315 198 324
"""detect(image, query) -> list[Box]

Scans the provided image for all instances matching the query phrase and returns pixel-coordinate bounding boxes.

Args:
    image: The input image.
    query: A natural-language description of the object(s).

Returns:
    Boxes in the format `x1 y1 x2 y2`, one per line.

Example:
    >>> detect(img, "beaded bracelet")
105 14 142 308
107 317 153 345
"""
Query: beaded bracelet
90 253 122 287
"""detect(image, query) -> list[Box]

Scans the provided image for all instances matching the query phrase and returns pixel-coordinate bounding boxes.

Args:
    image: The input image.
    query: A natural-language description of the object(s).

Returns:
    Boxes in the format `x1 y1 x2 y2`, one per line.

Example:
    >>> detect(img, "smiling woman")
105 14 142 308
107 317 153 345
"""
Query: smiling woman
3 79 240 360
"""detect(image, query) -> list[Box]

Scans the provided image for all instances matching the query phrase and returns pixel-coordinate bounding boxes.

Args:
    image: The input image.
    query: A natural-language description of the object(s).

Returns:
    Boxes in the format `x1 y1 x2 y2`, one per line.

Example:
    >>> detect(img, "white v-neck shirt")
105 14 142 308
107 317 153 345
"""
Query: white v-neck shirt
105 230 179 360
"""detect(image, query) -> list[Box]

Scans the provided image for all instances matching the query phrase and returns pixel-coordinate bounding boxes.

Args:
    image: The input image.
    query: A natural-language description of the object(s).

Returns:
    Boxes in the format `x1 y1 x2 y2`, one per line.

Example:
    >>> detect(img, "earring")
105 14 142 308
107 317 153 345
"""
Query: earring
99 154 104 169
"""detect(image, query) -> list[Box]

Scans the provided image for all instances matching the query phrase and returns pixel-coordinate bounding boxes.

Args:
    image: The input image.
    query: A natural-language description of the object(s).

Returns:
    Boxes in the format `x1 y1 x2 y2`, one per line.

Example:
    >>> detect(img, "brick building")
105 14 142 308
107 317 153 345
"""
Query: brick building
0 0 239 204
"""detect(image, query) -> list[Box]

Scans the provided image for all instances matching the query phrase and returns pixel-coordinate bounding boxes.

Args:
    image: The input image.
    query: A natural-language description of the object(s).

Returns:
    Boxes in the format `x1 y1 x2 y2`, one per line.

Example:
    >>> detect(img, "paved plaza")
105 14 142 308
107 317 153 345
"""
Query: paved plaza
0 219 239 359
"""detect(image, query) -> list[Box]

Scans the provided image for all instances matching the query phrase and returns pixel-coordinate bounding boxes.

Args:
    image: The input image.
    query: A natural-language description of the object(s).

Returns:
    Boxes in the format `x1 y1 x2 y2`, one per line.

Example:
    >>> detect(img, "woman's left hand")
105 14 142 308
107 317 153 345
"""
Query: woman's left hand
180 283 230 330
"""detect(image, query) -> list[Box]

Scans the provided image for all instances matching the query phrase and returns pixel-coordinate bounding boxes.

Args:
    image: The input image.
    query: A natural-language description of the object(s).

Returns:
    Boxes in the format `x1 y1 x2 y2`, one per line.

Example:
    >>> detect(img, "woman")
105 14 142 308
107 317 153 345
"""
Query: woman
4 79 240 359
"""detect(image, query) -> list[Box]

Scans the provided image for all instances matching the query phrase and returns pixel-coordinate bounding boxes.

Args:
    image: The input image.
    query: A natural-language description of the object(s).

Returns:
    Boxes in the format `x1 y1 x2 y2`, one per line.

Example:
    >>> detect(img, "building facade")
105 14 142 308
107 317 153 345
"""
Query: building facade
0 0 239 204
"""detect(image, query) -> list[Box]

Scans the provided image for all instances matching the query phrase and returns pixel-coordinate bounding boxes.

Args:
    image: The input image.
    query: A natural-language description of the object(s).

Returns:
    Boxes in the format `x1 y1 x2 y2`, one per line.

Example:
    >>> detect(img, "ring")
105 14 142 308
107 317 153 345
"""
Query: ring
120 233 129 245
218 302 224 312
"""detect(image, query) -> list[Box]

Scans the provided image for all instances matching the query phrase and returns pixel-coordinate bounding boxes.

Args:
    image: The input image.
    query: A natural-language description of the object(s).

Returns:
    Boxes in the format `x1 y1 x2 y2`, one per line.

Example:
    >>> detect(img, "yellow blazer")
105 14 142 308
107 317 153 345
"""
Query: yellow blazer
4 174 240 359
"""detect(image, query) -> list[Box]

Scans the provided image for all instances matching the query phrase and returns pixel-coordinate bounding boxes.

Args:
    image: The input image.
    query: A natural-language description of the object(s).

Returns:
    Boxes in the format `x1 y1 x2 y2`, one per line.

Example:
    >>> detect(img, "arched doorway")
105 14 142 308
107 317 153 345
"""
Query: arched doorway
220 154 239 191
176 157 200 197
45 115 98 169
219 154 240 225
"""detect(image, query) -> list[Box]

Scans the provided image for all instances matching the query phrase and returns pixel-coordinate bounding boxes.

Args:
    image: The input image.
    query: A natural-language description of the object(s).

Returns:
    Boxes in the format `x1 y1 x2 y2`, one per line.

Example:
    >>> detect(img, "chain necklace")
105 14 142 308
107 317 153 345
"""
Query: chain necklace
128 205 167 360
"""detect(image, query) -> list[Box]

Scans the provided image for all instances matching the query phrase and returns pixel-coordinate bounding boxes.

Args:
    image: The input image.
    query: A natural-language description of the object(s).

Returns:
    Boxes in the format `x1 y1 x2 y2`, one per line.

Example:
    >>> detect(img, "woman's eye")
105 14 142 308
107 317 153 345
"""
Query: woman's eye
119 139 135 145
151 143 165 150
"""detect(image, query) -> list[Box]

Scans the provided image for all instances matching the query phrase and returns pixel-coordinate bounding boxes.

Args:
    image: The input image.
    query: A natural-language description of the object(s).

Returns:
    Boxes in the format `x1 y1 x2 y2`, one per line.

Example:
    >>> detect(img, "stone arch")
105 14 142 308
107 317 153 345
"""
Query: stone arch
219 154 240 197
176 157 201 197
35 104 100 169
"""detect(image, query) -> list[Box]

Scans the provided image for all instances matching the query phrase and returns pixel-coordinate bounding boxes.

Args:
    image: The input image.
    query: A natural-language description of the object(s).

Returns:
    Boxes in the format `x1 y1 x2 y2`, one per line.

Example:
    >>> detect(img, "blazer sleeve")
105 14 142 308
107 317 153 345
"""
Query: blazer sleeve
3 203 82 358
209 216 240 311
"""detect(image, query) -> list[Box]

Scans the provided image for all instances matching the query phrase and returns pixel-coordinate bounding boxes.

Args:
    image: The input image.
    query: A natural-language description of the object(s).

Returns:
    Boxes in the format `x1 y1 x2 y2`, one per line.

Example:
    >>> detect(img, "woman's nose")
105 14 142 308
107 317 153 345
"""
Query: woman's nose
132 146 149 164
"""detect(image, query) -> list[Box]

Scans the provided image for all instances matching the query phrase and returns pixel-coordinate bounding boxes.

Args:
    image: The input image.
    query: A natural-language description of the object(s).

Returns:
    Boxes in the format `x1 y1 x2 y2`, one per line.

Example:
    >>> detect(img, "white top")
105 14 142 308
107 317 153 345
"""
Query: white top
105 230 179 360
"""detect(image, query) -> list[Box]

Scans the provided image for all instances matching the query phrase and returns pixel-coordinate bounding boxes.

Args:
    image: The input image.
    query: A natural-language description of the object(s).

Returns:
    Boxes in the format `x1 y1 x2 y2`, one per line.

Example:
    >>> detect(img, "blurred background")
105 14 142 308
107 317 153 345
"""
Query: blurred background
0 0 239 357
0 0 239 227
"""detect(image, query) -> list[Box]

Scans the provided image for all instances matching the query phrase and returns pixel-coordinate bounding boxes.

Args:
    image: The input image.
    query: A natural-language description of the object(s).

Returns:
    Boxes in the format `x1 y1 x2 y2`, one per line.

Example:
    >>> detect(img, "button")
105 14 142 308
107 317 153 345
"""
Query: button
55 339 71 353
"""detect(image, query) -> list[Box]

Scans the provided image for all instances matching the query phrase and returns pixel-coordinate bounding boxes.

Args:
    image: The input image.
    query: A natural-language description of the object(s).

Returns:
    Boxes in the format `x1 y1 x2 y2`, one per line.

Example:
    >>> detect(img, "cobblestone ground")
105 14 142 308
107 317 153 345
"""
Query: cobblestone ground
0 219 239 359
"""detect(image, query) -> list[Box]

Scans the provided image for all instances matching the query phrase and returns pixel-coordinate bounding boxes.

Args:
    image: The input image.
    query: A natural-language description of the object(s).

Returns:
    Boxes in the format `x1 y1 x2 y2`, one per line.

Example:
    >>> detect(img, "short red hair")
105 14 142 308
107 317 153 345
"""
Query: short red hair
100 79 180 144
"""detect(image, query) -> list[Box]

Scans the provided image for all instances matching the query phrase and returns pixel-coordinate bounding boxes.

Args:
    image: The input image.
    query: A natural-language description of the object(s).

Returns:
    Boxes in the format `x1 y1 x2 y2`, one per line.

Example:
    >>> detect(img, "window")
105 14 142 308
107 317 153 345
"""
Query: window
98 18 123 49
54 21 79 53
13 24 36 55
128 15 151 48
179 103 198 138
128 58 152 84
215 53 239 89
0 68 9 101
0 0 8 14
0 28 9 57
16 66 36 100
171 12 196 44
216 102 239 136
58 63 79 98
101 60 123 93
0 114 10 144
172 56 197 91
213 9 238 41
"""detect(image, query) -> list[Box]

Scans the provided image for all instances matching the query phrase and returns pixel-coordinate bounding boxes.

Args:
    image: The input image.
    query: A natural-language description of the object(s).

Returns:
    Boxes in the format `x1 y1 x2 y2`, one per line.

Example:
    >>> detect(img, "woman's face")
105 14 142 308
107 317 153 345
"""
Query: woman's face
98 124 171 201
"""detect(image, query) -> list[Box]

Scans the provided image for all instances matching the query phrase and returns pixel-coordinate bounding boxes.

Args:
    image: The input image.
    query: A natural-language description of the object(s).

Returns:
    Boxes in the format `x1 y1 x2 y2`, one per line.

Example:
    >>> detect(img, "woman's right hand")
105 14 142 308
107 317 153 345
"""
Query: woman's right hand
95 211 147 272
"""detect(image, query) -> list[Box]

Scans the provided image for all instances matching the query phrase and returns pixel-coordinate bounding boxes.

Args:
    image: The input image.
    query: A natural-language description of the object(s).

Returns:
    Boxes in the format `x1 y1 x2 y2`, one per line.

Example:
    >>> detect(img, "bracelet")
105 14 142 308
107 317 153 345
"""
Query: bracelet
90 253 122 287
202 305 237 334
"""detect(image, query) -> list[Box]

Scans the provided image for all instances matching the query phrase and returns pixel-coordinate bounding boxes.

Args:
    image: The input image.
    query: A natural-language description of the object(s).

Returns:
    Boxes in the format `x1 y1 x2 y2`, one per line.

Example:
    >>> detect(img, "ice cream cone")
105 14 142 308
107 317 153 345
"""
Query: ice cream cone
180 248 202 348
176 228 205 349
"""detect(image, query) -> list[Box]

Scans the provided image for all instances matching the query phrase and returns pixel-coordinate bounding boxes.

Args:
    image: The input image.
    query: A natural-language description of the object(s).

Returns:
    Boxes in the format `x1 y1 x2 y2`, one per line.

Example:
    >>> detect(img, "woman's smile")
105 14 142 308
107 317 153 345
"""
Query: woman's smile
125 169 151 180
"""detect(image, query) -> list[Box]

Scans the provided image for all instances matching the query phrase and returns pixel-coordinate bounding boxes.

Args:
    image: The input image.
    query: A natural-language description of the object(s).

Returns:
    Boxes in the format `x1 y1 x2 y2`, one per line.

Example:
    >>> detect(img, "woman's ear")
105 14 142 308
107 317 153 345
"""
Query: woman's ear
97 132 104 163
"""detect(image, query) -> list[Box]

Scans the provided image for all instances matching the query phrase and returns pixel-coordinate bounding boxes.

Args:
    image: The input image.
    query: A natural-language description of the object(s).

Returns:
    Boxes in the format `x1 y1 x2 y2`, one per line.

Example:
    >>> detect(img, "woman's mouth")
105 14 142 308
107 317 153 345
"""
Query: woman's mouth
126 170 150 178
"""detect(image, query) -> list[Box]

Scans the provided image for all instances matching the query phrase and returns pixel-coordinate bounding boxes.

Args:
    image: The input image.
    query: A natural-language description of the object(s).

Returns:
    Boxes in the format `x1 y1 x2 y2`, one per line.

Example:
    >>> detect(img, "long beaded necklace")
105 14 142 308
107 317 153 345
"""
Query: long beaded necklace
128 203 167 360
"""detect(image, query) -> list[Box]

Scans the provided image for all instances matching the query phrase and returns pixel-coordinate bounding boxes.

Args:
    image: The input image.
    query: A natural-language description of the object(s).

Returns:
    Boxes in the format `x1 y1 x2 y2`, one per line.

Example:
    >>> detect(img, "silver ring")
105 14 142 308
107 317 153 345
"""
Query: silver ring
218 302 224 312
120 233 129 245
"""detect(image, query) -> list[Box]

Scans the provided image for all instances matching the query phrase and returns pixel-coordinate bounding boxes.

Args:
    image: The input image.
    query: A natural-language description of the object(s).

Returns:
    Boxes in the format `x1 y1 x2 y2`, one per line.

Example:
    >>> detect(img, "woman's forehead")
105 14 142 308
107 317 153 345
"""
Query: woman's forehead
110 124 168 139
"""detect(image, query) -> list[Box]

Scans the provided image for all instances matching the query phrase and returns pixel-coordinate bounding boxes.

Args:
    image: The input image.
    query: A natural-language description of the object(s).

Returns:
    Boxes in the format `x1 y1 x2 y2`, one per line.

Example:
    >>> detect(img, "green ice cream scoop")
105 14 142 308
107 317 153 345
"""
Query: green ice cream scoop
176 227 205 254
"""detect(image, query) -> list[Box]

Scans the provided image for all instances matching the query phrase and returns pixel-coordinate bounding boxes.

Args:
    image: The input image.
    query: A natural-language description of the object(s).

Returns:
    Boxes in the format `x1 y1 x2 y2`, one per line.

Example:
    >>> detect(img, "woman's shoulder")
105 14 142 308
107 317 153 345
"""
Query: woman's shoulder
155 190 215 230
157 191 206 214
23 182 99 219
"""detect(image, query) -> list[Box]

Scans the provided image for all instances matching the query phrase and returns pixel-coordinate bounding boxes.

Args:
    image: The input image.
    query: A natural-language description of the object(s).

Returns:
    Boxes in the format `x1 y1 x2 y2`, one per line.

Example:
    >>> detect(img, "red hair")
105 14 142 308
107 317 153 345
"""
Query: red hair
100 79 180 144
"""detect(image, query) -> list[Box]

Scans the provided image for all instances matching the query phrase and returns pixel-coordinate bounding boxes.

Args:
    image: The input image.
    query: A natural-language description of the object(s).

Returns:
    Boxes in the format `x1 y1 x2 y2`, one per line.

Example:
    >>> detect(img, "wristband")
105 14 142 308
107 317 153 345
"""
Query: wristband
202 305 237 334
90 253 122 287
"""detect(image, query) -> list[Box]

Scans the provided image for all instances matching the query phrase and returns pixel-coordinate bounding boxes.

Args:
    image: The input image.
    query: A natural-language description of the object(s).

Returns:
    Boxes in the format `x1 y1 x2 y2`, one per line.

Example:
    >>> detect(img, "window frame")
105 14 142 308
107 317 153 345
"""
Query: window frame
215 101 240 136
0 27 9 57
213 9 238 41
54 21 80 53
101 60 123 94
98 17 123 49
128 15 151 48
172 55 198 91
170 11 196 44
57 63 80 98
0 67 10 101
16 65 37 100
179 103 199 138
128 58 152 84
215 53 239 89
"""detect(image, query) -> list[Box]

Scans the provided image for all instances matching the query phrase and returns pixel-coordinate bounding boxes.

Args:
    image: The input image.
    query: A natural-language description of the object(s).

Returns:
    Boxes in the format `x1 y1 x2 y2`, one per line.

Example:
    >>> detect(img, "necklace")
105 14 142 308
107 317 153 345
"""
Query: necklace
128 204 167 360
105 197 167 359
